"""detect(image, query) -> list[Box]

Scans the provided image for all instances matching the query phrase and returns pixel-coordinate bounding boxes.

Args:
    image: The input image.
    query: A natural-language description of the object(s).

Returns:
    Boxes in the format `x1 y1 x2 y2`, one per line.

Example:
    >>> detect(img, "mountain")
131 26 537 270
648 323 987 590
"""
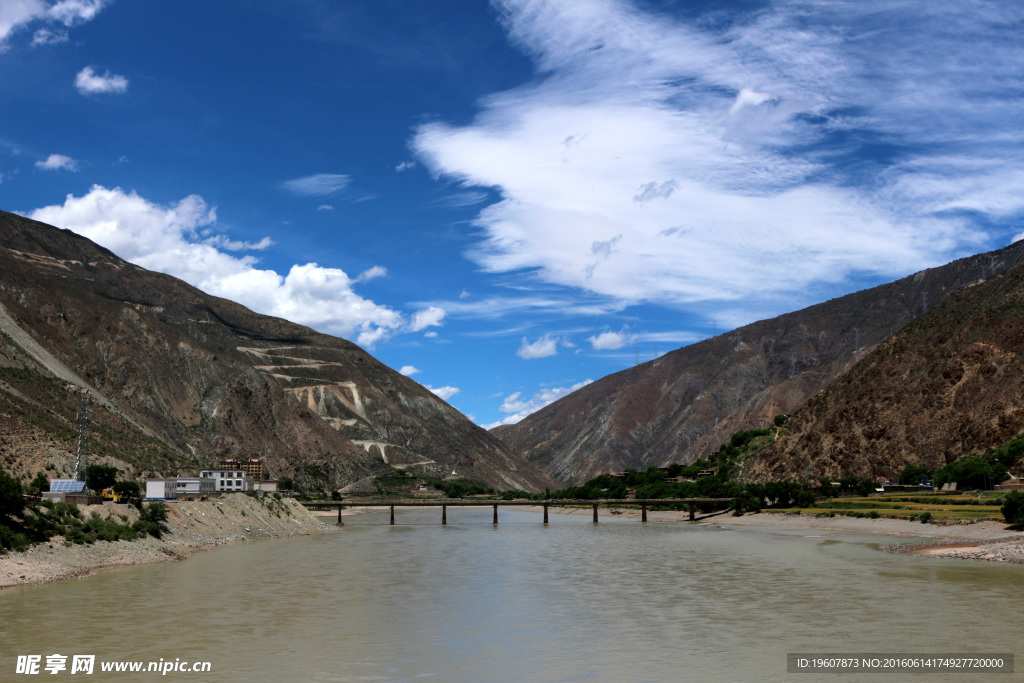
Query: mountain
493 242 1024 485
753 253 1024 482
0 210 555 492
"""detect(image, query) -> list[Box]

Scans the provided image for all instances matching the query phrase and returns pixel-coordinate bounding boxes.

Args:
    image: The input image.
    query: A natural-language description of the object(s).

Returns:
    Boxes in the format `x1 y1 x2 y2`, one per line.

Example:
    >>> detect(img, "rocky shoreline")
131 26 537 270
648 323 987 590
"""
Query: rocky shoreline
0 494 333 589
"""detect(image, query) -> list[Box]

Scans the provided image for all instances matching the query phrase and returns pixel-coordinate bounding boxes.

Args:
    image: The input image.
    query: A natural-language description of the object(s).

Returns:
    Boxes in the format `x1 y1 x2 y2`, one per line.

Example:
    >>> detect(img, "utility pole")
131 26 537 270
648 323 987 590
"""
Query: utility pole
72 391 91 488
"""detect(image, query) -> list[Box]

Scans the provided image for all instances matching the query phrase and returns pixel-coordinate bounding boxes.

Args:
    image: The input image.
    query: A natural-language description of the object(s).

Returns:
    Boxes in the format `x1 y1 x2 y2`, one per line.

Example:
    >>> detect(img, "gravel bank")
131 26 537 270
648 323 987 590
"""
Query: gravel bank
717 511 1024 564
0 495 331 589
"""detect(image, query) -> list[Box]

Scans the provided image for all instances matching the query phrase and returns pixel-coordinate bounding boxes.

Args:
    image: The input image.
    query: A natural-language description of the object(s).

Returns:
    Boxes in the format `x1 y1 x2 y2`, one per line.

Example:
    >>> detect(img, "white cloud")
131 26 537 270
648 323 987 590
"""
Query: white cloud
426 385 460 401
728 88 774 116
201 235 273 251
423 331 438 338
355 265 387 283
280 173 350 196
413 0 1023 324
410 306 446 332
75 66 128 94
27 185 404 347
31 27 66 45
517 334 558 360
35 153 77 171
317 204 334 211
399 365 421 376
1 0 105 49
395 161 416 172
487 379 593 427
0 1 44 42
588 329 634 351
47 0 106 25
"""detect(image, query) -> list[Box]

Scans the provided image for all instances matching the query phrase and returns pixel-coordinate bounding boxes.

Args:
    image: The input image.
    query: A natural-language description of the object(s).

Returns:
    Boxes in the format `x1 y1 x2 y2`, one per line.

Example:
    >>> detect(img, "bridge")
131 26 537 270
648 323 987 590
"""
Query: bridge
301 498 733 526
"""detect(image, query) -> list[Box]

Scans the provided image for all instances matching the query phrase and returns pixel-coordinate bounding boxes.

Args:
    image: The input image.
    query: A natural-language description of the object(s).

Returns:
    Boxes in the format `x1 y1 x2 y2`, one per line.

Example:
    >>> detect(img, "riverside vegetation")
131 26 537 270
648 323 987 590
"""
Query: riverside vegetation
360 419 1024 527
0 466 168 553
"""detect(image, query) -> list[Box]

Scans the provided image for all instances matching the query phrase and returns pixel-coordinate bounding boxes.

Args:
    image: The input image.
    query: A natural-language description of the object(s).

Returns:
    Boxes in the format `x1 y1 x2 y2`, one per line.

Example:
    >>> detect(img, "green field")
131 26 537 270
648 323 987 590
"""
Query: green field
776 492 1007 522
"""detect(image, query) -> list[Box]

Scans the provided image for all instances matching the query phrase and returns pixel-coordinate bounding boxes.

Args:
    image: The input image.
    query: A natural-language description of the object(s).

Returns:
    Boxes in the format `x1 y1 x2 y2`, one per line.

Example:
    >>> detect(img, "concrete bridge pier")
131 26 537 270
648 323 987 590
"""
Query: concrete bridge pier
493 504 498 524
593 503 599 524
337 506 344 526
641 504 647 523
543 504 549 524
442 504 447 525
390 505 395 525
689 504 695 522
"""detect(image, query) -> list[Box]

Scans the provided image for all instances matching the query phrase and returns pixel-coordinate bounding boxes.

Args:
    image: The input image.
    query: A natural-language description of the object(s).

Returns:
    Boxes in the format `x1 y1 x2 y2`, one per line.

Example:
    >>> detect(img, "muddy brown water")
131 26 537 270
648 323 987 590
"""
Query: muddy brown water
1 508 1020 681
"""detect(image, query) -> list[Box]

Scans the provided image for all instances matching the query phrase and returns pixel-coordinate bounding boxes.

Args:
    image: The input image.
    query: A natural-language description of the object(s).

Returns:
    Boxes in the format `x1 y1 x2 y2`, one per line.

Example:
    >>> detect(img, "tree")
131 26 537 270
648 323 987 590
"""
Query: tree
112 481 142 506
933 456 1008 491
0 468 25 520
28 472 51 495
85 465 119 492
1001 491 1024 527
898 465 930 485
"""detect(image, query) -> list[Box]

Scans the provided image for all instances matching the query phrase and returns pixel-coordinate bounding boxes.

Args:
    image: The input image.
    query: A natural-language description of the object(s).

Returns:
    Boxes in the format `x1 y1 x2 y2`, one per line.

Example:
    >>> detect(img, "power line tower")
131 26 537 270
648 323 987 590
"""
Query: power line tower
72 391 91 488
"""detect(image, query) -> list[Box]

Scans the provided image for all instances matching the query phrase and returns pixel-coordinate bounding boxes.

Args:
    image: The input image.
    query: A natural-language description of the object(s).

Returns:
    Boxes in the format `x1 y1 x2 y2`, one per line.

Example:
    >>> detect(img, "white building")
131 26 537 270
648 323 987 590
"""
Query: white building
199 468 254 492
175 477 216 496
145 479 177 501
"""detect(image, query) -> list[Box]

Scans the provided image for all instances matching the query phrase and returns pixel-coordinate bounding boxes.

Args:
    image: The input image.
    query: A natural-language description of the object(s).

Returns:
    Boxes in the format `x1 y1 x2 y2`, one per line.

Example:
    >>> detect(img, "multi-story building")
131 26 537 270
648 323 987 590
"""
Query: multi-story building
219 458 264 482
199 468 254 492
175 477 217 497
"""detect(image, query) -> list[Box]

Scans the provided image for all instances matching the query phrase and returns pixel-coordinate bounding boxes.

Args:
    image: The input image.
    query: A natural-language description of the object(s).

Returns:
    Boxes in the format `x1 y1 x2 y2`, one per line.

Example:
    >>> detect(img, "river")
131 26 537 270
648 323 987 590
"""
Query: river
1 507 1020 681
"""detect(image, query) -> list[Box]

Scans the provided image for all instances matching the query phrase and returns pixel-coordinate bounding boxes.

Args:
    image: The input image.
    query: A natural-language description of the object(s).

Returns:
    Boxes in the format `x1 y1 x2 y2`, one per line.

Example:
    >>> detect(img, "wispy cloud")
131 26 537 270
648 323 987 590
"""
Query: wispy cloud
484 379 593 427
1 0 107 50
75 66 128 94
31 28 67 46
399 365 421 376
414 0 1024 327
35 153 77 171
432 191 489 208
355 265 387 283
280 173 351 196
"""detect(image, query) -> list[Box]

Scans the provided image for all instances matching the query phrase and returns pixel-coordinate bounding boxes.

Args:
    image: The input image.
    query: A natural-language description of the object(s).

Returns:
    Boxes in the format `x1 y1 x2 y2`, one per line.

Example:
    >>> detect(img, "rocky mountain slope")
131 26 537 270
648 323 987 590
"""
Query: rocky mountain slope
753 254 1024 482
494 242 1024 485
0 210 554 492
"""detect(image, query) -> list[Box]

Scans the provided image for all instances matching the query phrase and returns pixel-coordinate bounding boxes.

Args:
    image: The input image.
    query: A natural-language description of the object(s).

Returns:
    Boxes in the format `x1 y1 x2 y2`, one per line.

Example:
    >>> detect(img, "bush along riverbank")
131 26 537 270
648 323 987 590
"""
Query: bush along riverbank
0 493 329 588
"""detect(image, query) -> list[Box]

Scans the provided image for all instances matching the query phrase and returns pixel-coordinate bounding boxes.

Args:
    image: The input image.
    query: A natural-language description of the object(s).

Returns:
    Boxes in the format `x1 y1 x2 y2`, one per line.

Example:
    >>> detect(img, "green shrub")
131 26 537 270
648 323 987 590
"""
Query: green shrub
919 512 933 524
0 525 31 553
1001 491 1024 527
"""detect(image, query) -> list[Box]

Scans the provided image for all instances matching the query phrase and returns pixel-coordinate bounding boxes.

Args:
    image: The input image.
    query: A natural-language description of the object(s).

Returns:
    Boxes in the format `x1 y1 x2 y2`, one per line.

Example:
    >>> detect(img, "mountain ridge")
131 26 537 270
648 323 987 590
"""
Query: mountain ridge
494 241 1024 485
0 210 555 492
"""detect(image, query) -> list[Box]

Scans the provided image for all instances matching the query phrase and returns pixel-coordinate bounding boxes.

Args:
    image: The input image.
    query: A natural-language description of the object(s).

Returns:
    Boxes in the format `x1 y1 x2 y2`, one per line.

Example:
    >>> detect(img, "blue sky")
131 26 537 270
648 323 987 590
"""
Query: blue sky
2 1 1023 428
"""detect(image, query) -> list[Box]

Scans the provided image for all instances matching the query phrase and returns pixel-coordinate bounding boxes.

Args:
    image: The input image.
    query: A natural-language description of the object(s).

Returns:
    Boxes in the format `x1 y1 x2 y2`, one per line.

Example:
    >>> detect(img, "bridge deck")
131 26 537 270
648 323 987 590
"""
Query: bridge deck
302 498 731 508
301 498 733 525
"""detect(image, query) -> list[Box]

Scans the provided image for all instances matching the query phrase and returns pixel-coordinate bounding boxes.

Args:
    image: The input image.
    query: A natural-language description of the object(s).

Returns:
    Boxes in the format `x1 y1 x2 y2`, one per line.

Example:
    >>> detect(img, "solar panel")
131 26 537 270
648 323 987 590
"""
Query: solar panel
49 479 86 493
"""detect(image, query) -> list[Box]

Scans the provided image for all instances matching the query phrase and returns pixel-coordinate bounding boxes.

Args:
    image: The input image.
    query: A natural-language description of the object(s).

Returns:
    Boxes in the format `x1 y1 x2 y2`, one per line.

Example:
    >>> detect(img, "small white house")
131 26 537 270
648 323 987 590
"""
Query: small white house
257 480 278 492
199 469 254 492
145 478 177 501
175 477 216 496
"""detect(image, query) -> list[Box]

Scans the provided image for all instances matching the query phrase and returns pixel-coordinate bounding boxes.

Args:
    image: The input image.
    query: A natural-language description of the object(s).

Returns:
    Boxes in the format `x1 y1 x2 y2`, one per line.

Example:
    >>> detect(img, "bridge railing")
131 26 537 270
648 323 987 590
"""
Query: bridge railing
300 498 733 525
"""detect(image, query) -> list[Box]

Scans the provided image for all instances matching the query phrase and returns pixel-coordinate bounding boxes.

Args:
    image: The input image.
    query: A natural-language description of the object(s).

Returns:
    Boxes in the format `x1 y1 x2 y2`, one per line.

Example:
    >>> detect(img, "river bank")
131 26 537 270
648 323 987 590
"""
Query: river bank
0 494 331 589
715 511 1024 563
